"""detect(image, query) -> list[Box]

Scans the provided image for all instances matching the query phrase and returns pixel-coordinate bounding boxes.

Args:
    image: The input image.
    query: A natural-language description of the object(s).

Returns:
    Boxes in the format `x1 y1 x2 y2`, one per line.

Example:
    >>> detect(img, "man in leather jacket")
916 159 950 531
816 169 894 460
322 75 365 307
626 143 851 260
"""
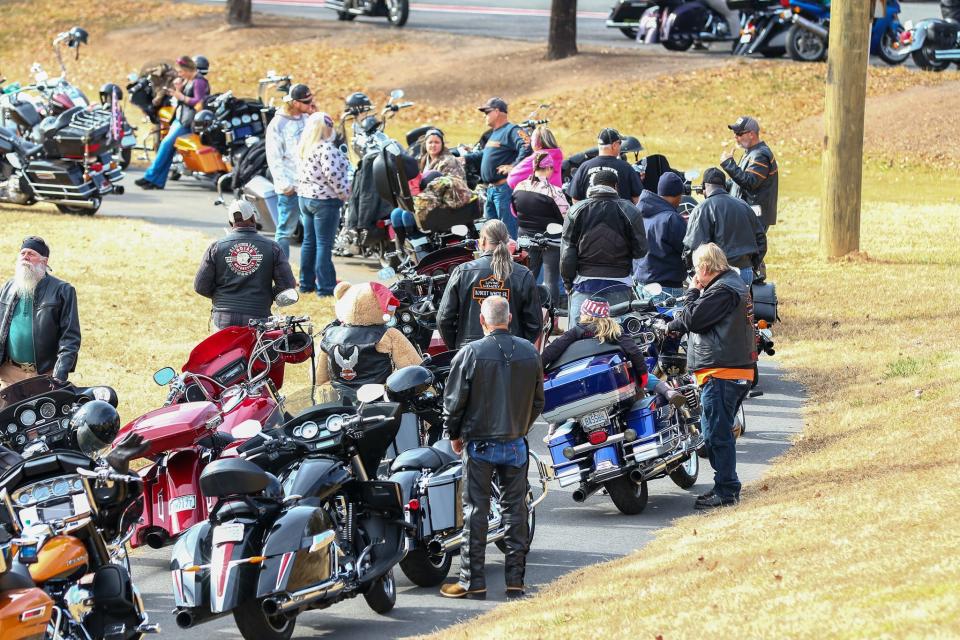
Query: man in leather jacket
667 244 755 509
720 116 779 229
194 200 296 330
683 168 767 287
440 296 544 600
0 237 81 389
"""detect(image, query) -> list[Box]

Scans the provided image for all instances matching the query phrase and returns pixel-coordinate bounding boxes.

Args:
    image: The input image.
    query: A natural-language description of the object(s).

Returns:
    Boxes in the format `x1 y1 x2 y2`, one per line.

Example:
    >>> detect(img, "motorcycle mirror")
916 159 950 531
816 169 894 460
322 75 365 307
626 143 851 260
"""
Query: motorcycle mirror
153 367 176 386
450 224 469 237
378 266 396 280
545 222 563 235
275 288 299 307
356 384 385 404
127 72 138 82
390 89 404 101
684 170 700 181
642 283 663 297
231 419 263 439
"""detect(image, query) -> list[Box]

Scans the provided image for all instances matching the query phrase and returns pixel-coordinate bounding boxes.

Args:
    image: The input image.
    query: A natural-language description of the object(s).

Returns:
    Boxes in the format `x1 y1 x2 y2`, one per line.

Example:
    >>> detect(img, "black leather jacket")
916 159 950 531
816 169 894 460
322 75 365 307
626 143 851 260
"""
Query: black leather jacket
683 191 767 270
437 254 542 349
721 141 779 228
0 275 81 380
443 329 544 442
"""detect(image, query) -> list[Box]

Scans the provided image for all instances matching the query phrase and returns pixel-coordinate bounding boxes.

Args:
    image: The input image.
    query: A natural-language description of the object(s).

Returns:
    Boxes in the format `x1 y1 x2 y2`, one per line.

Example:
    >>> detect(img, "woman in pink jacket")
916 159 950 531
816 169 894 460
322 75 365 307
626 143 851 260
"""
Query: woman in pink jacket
507 125 564 189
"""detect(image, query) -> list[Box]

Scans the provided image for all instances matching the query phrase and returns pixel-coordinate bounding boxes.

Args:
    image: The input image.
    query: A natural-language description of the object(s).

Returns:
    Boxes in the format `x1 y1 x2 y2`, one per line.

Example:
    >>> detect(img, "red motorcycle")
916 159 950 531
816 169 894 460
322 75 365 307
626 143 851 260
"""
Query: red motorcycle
113 313 314 549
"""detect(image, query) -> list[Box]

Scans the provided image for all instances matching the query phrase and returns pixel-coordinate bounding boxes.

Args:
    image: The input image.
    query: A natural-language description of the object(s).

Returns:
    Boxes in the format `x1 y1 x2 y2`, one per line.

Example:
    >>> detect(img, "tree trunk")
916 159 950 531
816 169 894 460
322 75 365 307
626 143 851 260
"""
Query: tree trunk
819 0 870 258
227 0 253 27
547 0 578 60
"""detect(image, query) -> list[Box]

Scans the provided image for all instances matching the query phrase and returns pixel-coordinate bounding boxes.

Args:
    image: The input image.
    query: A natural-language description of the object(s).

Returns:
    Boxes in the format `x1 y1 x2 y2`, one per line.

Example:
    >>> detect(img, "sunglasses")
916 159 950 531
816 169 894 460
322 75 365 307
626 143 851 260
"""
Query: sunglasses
295 98 314 105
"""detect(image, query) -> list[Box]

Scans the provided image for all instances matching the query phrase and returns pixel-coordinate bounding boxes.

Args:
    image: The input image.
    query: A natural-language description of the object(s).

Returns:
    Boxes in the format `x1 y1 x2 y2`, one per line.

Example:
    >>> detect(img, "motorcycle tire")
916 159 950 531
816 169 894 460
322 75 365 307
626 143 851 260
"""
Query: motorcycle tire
233 599 296 640
120 147 133 170
662 34 694 51
877 28 909 65
337 10 356 20
363 569 397 614
911 46 950 71
169 169 182 181
785 24 827 62
620 27 639 39
495 494 536 553
386 0 409 26
56 198 101 216
605 475 649 515
399 547 453 587
669 453 699 489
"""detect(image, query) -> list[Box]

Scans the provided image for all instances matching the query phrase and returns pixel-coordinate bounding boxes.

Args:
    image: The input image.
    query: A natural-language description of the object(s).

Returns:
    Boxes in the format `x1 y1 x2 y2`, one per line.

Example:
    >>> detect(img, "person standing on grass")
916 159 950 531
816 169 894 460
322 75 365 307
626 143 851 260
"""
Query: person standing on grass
566 128 644 205
666 243 755 510
135 56 209 191
463 97 532 239
507 125 564 189
0 237 80 388
194 200 296 330
297 111 351 297
266 83 315 259
720 116 779 231
440 295 544 600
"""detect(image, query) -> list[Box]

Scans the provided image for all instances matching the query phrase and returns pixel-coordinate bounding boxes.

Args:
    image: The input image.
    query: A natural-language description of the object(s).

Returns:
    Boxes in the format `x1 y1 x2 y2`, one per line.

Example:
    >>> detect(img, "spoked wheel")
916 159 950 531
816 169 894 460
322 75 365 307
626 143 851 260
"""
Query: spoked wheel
877 28 909 65
363 569 397 614
605 475 649 515
669 452 700 489
399 546 453 587
386 0 409 26
786 24 827 62
233 599 296 640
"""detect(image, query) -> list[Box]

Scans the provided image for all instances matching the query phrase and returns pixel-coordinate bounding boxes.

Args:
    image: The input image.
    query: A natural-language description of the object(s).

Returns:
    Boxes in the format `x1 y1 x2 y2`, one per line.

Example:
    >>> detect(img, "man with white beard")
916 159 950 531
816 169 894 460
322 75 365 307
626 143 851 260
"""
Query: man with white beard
0 237 81 389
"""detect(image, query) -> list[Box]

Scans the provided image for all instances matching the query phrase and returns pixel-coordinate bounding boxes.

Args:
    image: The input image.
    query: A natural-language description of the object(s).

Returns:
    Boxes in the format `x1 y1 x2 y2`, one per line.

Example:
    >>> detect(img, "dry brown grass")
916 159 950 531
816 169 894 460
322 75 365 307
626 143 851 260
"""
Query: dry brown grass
0 208 333 423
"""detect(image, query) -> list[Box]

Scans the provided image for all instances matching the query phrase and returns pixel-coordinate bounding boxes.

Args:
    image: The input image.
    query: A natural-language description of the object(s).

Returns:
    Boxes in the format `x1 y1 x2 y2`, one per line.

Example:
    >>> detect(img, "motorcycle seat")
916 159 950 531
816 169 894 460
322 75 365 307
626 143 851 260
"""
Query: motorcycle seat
389 444 457 473
200 457 276 497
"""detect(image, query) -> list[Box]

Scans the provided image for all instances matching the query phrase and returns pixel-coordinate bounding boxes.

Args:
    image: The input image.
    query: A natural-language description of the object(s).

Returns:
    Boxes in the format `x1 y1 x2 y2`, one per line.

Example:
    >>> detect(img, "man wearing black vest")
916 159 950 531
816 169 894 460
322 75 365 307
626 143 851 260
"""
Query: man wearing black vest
194 200 296 330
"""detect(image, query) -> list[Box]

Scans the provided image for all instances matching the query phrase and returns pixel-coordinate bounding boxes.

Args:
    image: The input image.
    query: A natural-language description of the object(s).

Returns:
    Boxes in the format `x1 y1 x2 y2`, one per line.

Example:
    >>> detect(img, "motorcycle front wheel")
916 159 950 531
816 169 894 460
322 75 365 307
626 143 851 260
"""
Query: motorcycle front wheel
233 600 296 640
877 28 909 65
786 24 827 62
386 0 409 26
363 568 397 614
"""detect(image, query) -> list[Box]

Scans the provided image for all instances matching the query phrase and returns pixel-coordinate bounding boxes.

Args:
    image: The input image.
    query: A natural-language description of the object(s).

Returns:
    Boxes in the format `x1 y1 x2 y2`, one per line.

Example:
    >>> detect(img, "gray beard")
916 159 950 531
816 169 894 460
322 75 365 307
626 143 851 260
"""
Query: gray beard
13 262 45 299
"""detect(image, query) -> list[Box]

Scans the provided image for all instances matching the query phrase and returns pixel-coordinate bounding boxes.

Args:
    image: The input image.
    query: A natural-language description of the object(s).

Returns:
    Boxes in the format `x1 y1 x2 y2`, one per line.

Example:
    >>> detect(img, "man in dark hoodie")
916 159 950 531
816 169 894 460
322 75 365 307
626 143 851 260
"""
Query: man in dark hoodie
634 172 688 297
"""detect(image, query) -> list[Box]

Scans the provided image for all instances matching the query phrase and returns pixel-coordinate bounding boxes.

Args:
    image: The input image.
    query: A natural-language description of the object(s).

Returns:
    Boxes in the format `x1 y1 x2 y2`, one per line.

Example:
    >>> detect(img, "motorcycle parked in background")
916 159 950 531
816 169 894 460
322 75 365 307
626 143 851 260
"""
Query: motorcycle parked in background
901 0 960 71
637 0 739 51
326 0 410 26
783 0 909 64
608 0 656 38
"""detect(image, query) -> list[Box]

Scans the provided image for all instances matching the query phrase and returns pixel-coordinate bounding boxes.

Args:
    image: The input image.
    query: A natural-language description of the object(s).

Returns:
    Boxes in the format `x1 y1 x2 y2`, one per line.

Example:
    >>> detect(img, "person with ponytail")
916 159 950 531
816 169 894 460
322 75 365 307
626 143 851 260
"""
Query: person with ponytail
437 220 542 349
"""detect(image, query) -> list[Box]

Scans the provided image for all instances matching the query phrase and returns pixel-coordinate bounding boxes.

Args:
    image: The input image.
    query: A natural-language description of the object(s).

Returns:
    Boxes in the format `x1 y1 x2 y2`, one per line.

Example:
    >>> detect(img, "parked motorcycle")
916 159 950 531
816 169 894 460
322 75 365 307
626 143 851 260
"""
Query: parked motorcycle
326 0 409 26
784 0 908 64
901 8 960 71
730 0 790 58
608 0 656 38
171 384 408 638
637 0 738 50
0 523 54 640
544 284 704 514
115 296 314 550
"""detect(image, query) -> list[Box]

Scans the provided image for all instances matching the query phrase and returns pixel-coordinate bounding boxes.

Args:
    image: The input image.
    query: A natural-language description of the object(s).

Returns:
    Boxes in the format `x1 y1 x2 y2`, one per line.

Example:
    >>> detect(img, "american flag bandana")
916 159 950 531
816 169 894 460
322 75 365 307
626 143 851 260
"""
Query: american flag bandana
580 298 610 318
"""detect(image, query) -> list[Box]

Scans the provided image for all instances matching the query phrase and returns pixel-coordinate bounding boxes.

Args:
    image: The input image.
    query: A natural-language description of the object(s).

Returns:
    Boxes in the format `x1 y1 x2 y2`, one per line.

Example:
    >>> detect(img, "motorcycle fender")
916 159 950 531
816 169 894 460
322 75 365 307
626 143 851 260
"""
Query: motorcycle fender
903 23 928 53
207 520 262 613
388 469 423 536
157 450 207 538
169 520 213 609
257 506 338 597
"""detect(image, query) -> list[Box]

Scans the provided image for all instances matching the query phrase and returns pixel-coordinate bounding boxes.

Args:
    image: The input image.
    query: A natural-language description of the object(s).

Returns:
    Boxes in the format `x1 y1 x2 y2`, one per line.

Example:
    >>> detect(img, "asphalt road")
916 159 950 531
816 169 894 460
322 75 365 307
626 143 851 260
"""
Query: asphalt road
100 171 804 639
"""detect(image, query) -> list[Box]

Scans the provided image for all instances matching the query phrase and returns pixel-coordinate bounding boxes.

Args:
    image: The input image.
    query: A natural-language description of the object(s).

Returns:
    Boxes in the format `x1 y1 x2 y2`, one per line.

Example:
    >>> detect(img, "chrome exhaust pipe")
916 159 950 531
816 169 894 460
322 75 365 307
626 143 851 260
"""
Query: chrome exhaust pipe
427 523 507 556
261 598 280 617
174 611 195 629
791 14 828 39
269 577 345 615
144 530 168 550
629 469 644 484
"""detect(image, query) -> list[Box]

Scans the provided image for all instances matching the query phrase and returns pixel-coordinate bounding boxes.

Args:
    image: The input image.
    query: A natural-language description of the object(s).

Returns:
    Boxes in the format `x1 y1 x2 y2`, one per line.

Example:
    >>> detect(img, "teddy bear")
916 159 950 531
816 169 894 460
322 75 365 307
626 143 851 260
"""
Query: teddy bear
316 280 422 400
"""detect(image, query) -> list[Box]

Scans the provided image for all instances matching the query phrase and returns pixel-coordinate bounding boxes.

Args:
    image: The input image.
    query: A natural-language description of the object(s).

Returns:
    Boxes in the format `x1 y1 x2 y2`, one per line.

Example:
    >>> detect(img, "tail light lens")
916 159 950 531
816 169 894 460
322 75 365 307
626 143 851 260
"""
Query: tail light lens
85 143 101 154
587 430 608 446
407 499 420 512
779 0 790 7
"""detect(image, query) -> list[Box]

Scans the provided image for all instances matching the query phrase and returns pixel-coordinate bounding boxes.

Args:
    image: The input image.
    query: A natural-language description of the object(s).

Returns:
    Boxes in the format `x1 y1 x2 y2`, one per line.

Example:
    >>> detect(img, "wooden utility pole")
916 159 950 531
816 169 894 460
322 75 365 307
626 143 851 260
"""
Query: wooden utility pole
547 0 578 60
820 0 871 258
227 0 253 26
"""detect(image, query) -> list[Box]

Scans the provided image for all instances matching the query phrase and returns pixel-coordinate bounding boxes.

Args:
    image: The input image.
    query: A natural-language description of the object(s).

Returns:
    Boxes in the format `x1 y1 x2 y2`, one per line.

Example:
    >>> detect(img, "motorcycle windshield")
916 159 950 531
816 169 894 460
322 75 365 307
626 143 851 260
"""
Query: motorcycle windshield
583 283 638 310
0 376 70 411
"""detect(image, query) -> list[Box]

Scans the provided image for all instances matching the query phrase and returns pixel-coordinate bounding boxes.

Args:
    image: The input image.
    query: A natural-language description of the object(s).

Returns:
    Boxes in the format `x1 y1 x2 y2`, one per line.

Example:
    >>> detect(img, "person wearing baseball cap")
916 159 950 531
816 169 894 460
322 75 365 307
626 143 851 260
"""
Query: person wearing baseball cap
460 97 532 239
566 127 644 205
633 171 689 297
720 115 779 229
0 237 81 387
682 167 767 288
266 83 315 259
194 200 297 330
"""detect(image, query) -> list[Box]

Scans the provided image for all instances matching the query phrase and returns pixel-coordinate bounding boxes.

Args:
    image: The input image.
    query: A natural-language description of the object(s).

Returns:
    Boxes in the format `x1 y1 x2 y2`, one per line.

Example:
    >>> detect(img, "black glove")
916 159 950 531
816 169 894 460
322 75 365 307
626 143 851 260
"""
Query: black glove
105 433 149 473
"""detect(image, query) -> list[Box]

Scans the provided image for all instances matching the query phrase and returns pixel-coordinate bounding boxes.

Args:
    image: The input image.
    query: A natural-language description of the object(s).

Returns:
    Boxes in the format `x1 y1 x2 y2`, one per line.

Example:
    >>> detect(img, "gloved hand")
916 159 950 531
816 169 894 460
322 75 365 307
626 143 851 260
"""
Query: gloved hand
105 433 149 473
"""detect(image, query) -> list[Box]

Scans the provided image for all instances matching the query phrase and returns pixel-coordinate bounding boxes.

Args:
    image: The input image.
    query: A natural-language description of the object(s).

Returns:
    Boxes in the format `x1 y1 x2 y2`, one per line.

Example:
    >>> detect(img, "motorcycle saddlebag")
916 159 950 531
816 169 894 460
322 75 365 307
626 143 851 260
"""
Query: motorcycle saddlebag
751 281 779 323
241 174 280 231
925 20 960 48
671 1 709 32
423 465 463 533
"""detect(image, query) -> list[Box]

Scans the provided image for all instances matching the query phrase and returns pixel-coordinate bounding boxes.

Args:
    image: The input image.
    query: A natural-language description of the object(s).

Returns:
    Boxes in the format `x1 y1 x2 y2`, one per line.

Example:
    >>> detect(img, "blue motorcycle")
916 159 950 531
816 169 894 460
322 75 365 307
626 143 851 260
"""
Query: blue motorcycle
784 0 908 64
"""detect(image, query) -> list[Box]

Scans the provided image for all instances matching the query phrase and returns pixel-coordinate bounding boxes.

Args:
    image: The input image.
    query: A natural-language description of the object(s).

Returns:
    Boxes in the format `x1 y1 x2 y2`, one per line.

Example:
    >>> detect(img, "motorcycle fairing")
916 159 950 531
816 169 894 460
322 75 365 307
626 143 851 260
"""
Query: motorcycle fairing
134 448 207 547
282 457 352 504
256 505 339 596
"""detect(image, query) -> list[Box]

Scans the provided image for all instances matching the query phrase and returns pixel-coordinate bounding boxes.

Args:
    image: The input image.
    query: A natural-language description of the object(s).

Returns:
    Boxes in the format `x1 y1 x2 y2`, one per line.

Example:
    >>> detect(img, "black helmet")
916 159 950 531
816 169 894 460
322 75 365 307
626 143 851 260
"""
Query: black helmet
385 365 434 402
99 83 122 105
192 109 216 135
194 55 210 76
67 27 89 48
345 92 373 113
71 400 121 458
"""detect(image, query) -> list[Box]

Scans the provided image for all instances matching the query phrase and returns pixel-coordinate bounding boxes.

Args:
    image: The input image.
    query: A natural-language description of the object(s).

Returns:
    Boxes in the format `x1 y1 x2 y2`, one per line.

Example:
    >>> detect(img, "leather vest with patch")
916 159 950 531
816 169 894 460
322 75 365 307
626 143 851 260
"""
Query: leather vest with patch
320 324 392 395
211 230 276 318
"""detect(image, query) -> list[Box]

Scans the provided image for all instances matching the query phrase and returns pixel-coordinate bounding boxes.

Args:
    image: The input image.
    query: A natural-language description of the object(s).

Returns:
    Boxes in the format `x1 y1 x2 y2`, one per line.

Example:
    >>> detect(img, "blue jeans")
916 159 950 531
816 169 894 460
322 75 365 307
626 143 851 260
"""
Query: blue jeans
466 437 527 468
390 208 420 235
738 267 754 287
299 197 342 295
143 120 188 188
275 193 301 258
484 182 517 239
699 377 750 500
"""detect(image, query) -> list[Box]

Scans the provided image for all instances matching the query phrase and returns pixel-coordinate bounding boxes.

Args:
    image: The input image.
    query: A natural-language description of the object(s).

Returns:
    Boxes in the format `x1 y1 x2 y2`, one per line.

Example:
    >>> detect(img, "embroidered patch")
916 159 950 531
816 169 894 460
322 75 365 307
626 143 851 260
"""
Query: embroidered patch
471 275 510 303
225 242 264 276
334 345 359 381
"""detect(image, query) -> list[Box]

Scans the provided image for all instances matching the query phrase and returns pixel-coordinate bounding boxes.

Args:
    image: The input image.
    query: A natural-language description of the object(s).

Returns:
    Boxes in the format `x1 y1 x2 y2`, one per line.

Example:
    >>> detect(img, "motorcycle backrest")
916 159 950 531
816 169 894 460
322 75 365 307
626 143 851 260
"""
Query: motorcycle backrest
405 124 435 148
546 338 625 372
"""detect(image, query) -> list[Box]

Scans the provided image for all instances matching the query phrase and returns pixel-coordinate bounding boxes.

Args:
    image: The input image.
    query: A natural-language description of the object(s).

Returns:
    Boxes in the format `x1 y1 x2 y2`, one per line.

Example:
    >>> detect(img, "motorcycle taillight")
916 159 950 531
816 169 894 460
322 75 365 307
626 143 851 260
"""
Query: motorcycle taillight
779 0 790 7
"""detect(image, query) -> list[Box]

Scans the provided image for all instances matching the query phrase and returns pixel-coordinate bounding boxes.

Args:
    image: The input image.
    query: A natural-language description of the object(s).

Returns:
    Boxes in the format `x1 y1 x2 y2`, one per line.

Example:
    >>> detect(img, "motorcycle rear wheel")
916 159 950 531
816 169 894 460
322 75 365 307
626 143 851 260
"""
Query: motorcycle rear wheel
386 0 409 26
669 453 699 489
619 26 639 39
363 568 397 614
605 475 649 515
233 600 296 640
786 24 827 62
56 198 101 216
662 34 694 51
911 46 950 71
399 546 452 587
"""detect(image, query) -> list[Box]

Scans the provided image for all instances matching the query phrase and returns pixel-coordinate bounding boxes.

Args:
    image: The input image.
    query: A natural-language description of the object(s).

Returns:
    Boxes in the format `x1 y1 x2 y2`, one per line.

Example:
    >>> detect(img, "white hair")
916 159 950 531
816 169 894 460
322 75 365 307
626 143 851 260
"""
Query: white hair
13 260 46 299
481 295 510 327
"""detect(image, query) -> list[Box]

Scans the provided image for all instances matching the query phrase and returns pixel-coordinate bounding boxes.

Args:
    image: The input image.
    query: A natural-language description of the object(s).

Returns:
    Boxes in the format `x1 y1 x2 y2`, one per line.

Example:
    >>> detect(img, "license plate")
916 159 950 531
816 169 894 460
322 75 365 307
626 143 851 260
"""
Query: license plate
580 410 608 429
740 33 752 43
212 522 244 546
169 495 197 513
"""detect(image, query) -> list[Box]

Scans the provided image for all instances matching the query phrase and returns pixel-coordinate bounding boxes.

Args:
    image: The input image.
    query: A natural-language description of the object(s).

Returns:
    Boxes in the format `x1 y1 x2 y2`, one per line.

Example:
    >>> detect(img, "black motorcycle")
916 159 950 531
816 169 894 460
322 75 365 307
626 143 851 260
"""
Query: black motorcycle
326 0 409 26
636 0 738 50
903 1 960 71
170 385 408 640
608 0 656 38
730 0 790 57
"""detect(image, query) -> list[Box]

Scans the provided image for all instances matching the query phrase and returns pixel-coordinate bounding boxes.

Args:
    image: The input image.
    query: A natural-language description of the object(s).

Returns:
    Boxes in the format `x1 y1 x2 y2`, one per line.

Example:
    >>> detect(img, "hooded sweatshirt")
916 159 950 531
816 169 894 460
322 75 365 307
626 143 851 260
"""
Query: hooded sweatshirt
265 112 307 194
633 190 688 288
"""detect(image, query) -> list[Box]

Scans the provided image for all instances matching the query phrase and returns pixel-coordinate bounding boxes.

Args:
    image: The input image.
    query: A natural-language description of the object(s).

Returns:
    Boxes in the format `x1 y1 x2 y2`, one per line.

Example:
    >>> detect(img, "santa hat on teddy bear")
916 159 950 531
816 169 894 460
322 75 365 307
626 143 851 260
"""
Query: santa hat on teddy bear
333 281 400 325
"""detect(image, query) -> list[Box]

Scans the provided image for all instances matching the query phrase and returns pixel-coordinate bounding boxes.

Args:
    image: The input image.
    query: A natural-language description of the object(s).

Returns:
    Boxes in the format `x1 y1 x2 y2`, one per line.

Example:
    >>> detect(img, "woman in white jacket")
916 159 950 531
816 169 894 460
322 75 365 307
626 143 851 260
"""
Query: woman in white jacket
297 112 351 297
